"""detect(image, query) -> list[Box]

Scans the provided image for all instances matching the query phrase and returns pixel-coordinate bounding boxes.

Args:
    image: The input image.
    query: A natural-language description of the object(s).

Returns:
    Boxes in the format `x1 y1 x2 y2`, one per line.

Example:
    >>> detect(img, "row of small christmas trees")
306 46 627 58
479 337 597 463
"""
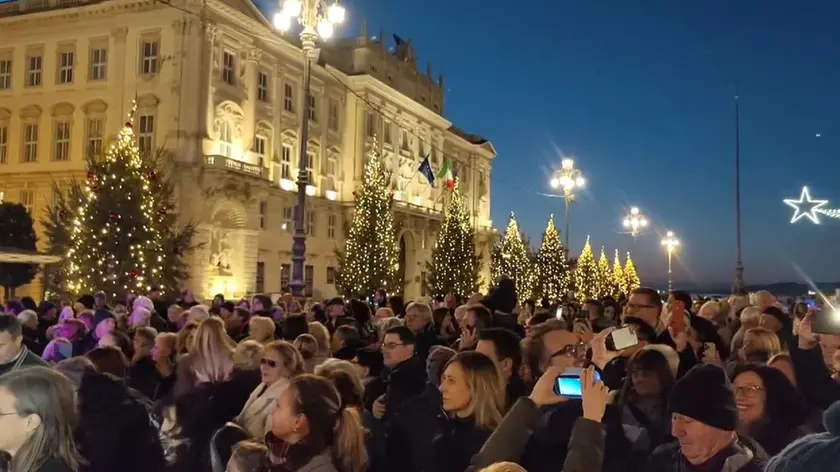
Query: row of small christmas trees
492 213 640 301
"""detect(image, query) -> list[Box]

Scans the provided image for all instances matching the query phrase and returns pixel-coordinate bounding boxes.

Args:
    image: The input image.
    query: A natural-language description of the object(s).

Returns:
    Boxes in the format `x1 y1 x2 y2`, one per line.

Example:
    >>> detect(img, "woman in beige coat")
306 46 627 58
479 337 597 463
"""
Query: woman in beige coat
235 340 306 438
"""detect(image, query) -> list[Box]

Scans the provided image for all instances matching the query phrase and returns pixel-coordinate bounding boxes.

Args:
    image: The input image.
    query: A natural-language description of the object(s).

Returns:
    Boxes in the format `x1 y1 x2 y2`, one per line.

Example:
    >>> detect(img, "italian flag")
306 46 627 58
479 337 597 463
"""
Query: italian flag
436 160 454 190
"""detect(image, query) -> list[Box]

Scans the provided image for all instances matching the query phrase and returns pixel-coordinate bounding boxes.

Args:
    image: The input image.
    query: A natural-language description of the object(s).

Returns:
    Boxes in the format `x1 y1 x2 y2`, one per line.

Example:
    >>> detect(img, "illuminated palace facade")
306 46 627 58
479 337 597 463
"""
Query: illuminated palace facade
0 0 496 301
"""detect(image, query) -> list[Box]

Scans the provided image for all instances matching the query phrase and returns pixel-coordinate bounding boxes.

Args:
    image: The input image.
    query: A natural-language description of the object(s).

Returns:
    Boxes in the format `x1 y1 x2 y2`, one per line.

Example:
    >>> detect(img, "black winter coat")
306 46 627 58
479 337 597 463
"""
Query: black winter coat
386 384 442 472
429 415 492 472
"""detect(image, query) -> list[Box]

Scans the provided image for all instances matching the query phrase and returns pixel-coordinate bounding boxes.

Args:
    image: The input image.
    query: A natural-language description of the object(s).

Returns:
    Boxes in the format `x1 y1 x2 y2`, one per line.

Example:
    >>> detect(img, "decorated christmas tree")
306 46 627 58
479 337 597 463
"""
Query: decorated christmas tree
336 140 399 297
425 180 481 299
596 246 612 298
612 249 626 297
535 214 569 301
491 212 535 300
624 251 641 294
573 236 598 300
62 103 195 298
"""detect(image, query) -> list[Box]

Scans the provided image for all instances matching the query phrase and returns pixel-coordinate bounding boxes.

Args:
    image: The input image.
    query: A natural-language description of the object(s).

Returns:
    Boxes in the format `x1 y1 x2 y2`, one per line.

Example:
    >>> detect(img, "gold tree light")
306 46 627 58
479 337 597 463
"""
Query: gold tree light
491 212 536 300
574 235 598 300
624 251 641 294
425 179 481 299
65 101 165 297
336 140 398 296
596 246 612 298
536 214 569 301
612 249 626 297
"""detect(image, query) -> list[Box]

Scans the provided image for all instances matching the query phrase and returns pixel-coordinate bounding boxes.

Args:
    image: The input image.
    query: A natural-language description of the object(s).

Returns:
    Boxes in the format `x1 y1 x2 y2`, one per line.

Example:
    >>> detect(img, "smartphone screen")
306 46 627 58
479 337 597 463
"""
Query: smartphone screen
670 300 686 333
555 307 564 319
554 368 601 397
812 310 840 335
610 326 639 351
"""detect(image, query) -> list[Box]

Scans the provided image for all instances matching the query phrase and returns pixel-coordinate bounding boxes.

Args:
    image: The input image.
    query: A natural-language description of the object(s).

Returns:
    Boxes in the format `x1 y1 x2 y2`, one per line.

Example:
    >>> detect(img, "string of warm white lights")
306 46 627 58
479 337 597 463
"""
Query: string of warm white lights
535 215 569 300
492 213 536 300
426 180 481 298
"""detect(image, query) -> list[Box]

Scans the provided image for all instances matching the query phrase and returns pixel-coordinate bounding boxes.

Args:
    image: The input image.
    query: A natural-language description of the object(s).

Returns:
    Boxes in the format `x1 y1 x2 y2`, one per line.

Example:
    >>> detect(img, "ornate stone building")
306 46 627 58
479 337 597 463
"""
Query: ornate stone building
0 0 495 301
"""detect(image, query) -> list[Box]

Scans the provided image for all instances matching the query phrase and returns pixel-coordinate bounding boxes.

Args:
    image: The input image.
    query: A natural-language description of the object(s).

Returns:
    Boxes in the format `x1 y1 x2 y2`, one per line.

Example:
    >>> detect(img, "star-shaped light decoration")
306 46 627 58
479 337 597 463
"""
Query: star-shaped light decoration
784 186 830 224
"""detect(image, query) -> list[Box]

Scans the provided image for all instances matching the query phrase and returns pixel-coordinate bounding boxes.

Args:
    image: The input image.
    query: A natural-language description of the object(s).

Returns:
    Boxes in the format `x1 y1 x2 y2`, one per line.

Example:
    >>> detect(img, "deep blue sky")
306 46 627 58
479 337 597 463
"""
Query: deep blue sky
260 0 840 285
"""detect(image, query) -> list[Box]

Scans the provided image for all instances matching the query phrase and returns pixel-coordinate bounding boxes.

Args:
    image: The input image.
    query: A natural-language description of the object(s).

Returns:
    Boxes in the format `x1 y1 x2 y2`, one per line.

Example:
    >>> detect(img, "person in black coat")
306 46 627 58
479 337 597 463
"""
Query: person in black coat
376 327 427 423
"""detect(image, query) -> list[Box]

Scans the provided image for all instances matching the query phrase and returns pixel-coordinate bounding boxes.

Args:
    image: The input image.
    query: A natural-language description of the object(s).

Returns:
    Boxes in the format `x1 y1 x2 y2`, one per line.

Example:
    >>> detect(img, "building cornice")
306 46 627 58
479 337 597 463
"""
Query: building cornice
344 74 452 129
0 0 164 28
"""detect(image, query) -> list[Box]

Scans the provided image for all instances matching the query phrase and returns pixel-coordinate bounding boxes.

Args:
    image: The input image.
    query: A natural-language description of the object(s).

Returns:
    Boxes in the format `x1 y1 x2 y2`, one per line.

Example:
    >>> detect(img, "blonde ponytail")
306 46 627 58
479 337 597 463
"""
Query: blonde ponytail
334 406 368 472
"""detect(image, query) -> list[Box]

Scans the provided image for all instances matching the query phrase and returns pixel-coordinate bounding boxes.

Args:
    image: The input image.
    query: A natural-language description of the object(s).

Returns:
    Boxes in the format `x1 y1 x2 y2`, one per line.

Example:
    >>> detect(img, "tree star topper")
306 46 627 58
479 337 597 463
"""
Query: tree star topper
783 186 838 224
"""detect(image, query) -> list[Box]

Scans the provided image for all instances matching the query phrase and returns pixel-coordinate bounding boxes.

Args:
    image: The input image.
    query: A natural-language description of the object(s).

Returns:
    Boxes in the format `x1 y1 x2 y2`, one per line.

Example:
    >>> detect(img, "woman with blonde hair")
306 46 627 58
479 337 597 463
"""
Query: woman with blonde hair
433 350 506 472
261 374 367 472
0 366 84 472
235 340 305 438
175 317 236 395
233 339 265 371
739 327 783 363
246 317 276 344
308 321 331 364
175 320 199 354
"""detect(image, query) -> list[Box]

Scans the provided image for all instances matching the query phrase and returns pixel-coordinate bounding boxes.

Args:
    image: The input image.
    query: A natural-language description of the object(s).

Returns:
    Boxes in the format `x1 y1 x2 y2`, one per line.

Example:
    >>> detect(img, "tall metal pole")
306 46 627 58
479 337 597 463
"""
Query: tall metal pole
667 249 673 293
733 93 745 293
564 195 571 257
289 26 317 300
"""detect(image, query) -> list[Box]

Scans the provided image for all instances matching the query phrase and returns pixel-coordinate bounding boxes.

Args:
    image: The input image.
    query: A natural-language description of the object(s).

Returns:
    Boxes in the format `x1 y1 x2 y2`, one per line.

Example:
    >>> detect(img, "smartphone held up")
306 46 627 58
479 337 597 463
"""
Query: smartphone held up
553 368 601 398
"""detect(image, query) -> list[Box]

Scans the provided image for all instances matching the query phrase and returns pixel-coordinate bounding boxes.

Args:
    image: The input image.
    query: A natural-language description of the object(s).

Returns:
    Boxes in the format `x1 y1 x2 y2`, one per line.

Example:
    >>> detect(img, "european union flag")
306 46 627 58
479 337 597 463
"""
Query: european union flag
418 155 435 186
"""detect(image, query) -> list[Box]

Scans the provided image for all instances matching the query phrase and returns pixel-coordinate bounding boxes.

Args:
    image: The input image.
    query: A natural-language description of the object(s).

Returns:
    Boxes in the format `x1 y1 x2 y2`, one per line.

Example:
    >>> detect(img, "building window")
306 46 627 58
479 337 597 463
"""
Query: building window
281 143 292 180
304 265 314 297
53 121 71 161
326 266 336 285
328 99 339 131
365 112 376 137
257 71 269 102
305 151 315 184
22 124 38 162
326 153 337 178
307 95 317 122
305 210 315 236
139 40 158 75
86 118 103 156
383 121 392 145
283 84 294 112
327 213 336 239
222 51 235 85
0 125 6 164
400 129 410 151
254 136 267 167
89 47 107 81
0 59 11 89
19 189 34 214
280 263 290 290
258 199 268 230
26 55 42 87
255 261 265 293
282 206 292 232
57 51 74 84
219 121 232 158
138 114 155 153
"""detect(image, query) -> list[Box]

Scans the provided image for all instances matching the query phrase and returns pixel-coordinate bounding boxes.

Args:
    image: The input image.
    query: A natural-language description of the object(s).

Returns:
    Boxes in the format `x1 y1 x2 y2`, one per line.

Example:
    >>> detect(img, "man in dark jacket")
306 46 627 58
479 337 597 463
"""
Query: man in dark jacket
375 326 426 422
403 302 440 361
0 314 49 376
647 364 767 472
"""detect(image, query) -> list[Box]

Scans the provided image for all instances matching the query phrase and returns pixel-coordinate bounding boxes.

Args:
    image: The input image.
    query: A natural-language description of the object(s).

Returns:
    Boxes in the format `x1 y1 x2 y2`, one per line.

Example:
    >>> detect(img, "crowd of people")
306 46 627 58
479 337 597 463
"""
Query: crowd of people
0 279 839 472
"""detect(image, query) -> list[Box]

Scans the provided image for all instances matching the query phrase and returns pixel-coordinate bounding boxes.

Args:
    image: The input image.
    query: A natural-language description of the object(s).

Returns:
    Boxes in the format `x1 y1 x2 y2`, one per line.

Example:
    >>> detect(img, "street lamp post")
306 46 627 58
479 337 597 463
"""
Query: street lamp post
273 0 345 299
550 158 585 255
621 206 649 239
661 231 680 293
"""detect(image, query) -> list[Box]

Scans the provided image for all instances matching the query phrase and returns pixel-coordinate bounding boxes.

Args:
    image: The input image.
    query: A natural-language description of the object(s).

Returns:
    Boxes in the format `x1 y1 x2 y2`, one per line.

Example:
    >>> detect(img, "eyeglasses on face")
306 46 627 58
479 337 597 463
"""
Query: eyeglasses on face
260 358 279 368
550 342 588 359
626 303 656 311
381 342 405 350
734 385 763 398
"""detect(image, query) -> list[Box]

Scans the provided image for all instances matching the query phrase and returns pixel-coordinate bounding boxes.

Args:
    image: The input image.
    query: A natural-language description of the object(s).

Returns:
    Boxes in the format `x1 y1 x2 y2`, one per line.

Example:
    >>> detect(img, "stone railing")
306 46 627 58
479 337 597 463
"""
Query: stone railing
204 155 269 180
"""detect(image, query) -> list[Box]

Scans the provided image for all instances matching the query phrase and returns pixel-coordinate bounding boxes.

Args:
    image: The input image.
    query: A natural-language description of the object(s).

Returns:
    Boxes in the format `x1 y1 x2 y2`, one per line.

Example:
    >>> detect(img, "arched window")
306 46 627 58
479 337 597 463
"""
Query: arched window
219 121 232 158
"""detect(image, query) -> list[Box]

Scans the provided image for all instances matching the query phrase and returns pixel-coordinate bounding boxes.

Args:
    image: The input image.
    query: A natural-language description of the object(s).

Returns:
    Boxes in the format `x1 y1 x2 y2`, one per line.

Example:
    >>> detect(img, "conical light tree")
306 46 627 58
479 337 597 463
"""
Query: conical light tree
612 249 626 297
491 212 536 300
336 140 399 297
596 246 613 298
425 180 481 299
535 214 569 301
573 236 599 300
624 251 641 294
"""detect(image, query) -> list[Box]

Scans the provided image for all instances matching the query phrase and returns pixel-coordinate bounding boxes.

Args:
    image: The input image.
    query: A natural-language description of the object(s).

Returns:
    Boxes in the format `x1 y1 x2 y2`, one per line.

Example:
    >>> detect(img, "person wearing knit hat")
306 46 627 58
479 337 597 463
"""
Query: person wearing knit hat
648 364 767 471
765 400 840 472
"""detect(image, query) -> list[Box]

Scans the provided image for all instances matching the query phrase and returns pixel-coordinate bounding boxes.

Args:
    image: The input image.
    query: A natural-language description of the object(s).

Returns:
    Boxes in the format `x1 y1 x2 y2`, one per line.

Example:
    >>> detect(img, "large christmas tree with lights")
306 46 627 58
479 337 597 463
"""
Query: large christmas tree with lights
624 251 641 294
573 236 598 300
596 246 612 298
535 215 568 301
62 104 194 298
491 213 535 300
336 141 398 297
425 181 481 299
612 249 626 297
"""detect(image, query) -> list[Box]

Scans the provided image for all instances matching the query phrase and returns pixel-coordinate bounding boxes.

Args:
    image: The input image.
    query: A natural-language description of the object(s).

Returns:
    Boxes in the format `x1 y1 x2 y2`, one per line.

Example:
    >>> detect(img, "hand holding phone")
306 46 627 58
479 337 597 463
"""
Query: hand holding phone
670 300 686 334
553 367 602 398
606 326 639 351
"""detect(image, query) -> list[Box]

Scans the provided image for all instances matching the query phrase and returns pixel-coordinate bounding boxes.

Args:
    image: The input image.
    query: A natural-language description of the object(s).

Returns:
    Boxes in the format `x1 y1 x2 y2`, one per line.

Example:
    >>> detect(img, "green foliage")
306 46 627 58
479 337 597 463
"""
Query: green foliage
624 252 641 294
425 182 481 299
573 236 598 300
0 203 38 297
491 213 536 300
535 215 569 300
336 142 398 297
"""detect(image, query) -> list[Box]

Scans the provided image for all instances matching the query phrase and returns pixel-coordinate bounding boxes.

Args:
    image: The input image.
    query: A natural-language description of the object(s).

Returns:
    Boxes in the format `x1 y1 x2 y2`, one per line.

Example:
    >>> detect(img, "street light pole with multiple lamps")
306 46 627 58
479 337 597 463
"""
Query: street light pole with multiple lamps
549 158 585 255
661 230 680 293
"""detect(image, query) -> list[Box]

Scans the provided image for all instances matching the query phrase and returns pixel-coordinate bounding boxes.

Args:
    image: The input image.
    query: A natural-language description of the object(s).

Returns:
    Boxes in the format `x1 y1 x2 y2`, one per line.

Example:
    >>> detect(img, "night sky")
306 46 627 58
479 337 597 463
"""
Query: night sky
257 0 840 286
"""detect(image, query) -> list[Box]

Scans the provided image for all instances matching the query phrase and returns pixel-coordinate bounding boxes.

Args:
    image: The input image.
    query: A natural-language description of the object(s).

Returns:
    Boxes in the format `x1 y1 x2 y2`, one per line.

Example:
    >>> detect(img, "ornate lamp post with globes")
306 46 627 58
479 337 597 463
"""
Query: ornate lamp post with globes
273 0 345 298
621 206 649 239
661 230 680 292
549 158 586 255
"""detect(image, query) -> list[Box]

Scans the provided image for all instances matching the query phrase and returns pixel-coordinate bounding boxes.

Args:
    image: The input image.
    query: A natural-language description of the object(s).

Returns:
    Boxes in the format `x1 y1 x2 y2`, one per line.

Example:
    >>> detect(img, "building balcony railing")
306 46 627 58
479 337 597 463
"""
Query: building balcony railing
204 155 270 180
0 0 95 15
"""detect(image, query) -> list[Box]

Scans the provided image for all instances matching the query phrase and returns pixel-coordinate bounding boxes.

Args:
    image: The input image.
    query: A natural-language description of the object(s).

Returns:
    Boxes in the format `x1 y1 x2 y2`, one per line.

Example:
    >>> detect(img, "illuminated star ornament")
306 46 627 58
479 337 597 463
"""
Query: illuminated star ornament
783 186 840 224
